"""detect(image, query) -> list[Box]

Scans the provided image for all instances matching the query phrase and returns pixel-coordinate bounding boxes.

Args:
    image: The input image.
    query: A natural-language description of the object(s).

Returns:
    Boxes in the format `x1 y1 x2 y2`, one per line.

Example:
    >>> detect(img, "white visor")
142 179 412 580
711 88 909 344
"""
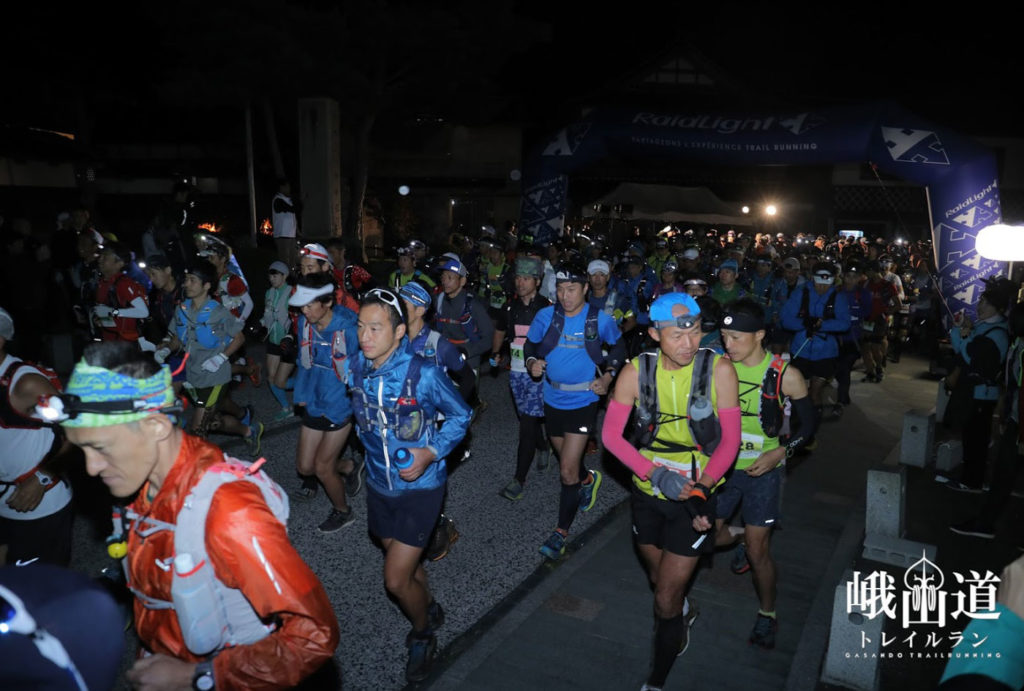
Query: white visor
288 284 334 306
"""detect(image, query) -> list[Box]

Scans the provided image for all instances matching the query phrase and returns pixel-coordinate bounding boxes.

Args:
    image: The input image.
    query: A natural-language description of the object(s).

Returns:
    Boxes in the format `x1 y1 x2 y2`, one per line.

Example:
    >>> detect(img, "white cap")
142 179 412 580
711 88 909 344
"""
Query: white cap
587 259 610 275
288 284 335 307
682 248 700 260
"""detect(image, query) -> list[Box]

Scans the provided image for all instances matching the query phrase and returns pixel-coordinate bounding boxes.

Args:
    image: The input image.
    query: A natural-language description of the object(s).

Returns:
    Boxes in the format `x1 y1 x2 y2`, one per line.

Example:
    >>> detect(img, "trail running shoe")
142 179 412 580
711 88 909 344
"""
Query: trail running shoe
318 507 355 533
405 632 437 683
500 479 525 501
344 454 366 497
272 407 295 423
731 543 751 574
535 447 550 471
406 601 446 645
291 477 318 501
425 514 459 562
578 469 603 512
749 613 777 649
246 421 264 456
539 530 567 561
249 363 262 387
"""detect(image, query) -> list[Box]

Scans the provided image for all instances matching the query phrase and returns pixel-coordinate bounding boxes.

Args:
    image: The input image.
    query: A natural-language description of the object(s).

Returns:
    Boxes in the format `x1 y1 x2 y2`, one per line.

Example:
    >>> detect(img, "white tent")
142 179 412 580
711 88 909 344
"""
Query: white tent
582 183 753 227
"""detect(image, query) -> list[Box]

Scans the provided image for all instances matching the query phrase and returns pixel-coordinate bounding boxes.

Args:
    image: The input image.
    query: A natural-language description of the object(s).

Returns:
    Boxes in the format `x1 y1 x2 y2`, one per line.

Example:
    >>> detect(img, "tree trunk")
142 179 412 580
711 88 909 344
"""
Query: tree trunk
263 99 285 180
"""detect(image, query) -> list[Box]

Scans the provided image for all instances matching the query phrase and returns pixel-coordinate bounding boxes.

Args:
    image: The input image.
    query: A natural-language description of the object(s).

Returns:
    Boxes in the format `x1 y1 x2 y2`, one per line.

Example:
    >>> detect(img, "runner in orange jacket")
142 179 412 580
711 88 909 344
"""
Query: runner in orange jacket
53 340 339 690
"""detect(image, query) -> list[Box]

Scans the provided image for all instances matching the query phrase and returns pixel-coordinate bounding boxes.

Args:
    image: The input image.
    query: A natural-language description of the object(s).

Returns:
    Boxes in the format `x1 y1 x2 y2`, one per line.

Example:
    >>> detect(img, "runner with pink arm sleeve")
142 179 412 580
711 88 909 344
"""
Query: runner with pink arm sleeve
601 292 740 691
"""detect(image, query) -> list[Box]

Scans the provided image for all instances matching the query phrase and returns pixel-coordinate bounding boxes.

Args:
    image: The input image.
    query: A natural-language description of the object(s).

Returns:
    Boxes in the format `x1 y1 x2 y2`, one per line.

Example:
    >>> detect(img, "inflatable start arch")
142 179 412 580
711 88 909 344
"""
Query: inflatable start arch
520 103 1003 317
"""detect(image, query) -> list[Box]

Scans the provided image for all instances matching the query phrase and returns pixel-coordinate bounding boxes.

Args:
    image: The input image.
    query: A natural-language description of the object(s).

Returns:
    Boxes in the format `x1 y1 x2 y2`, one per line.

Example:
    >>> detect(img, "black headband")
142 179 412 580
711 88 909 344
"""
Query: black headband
720 311 764 333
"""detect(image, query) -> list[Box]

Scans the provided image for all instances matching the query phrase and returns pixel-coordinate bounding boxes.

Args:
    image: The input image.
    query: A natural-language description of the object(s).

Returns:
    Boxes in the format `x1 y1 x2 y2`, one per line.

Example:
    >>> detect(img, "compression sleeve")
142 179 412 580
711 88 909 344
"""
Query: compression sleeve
601 399 655 479
238 292 255 321
704 406 741 484
116 296 150 319
786 396 817 452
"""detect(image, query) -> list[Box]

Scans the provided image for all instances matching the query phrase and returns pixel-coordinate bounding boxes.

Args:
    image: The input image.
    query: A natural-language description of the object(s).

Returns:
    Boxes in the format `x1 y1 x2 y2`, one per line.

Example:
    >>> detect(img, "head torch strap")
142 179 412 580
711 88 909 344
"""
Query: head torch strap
653 316 700 330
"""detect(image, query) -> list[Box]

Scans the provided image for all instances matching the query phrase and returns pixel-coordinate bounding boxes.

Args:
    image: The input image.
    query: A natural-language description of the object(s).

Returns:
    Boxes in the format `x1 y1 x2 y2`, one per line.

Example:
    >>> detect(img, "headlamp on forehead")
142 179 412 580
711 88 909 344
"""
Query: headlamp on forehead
653 314 701 330
36 392 183 423
813 271 834 285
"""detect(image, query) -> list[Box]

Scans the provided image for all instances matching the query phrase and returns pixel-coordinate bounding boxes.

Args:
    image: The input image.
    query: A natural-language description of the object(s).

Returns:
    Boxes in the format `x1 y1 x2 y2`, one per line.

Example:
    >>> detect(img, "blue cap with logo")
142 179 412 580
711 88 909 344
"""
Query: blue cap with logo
399 281 432 308
649 293 702 330
719 259 739 273
437 257 468 277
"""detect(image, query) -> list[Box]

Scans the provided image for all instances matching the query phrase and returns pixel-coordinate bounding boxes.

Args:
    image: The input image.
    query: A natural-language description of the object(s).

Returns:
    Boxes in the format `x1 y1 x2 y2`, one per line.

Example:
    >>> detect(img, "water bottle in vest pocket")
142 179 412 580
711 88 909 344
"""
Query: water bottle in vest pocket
172 552 230 656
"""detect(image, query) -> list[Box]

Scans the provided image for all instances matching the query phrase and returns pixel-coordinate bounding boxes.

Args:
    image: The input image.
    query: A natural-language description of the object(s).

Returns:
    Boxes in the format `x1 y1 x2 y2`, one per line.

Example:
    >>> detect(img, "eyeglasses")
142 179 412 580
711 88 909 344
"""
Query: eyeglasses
367 288 403 315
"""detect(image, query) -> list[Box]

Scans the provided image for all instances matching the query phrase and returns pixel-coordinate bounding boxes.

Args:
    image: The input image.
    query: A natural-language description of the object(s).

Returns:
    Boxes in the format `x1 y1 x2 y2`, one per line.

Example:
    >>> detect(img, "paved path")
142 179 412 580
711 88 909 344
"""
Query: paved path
66 351 1022 690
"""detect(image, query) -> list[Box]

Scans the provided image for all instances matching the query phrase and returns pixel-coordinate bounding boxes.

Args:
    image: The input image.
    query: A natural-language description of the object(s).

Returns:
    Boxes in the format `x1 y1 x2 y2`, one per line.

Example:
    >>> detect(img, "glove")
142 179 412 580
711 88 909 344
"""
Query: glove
93 305 112 318
650 466 688 501
683 482 711 518
489 355 500 368
154 347 171 364
201 353 228 373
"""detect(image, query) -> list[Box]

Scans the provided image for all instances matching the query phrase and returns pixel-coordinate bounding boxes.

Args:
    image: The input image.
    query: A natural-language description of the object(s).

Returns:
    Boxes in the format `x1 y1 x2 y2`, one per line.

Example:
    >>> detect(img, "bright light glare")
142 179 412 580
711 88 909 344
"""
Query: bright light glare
398 185 410 196
976 224 1024 261
741 206 750 214
765 204 778 217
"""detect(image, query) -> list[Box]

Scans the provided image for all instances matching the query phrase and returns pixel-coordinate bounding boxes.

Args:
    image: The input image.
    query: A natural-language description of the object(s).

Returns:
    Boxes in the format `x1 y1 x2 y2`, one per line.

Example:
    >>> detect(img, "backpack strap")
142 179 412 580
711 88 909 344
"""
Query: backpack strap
537 304 565 360
168 456 289 655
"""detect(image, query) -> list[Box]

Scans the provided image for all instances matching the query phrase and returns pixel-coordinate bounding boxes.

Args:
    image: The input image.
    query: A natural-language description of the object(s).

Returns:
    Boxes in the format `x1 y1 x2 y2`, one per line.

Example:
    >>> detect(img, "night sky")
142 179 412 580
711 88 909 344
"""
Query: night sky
6 2 1020 142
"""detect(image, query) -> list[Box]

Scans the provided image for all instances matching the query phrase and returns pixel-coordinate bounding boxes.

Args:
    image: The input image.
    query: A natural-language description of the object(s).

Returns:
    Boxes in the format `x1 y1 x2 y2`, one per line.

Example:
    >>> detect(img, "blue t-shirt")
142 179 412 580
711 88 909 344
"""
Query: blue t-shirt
526 305 622 409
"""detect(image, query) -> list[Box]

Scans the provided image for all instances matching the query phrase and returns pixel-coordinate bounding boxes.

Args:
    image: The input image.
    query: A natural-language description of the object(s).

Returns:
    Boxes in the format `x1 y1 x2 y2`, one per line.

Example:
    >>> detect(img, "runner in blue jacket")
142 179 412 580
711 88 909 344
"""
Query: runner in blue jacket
344 288 472 683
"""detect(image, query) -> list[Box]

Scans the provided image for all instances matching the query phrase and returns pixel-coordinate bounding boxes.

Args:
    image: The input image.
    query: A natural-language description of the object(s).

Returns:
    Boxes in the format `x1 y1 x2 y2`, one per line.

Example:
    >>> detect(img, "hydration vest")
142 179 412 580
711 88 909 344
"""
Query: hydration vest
347 356 429 452
632 348 721 455
120 456 289 657
434 292 482 343
175 300 232 351
797 283 838 322
411 329 444 369
737 353 788 439
298 320 348 381
536 303 605 368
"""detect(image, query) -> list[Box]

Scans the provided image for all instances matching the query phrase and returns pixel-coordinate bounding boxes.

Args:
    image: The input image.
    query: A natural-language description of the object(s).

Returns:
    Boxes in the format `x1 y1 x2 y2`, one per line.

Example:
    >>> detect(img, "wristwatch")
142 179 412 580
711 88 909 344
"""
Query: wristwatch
192 660 214 690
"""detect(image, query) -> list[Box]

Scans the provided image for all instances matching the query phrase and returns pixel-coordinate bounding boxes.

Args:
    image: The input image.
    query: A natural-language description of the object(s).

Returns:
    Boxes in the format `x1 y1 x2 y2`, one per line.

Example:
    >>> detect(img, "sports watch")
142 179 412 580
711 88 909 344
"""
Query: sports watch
192 660 214 690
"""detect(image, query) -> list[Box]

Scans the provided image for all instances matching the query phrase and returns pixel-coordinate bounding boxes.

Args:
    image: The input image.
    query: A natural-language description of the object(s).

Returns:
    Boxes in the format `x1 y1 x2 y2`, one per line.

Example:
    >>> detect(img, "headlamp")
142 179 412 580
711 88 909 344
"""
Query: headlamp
36 393 182 423
653 315 701 330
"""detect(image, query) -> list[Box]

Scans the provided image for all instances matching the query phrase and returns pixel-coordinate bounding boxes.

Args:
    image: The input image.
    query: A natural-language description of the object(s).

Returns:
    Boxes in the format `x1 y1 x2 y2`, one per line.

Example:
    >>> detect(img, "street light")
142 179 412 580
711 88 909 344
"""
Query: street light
741 205 750 214
976 224 1024 261
765 204 778 217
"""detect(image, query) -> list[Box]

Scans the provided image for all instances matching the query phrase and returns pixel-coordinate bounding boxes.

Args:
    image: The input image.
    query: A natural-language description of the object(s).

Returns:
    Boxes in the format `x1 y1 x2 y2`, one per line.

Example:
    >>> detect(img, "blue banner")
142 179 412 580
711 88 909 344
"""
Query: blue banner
521 103 1002 316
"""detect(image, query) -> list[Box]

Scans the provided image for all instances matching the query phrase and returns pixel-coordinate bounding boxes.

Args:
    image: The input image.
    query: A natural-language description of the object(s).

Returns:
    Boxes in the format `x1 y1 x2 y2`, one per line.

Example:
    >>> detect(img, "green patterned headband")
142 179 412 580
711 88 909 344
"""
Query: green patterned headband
60 361 176 428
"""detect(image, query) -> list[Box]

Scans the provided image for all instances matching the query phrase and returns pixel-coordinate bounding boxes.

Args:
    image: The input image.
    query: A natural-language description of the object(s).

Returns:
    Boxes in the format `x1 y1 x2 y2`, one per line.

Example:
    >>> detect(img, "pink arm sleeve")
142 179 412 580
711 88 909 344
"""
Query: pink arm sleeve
601 399 656 479
703 406 741 484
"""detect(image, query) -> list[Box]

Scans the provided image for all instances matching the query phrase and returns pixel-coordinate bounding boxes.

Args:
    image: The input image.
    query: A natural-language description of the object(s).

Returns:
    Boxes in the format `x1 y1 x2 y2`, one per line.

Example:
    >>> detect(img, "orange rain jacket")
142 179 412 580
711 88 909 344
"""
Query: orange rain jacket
125 434 339 689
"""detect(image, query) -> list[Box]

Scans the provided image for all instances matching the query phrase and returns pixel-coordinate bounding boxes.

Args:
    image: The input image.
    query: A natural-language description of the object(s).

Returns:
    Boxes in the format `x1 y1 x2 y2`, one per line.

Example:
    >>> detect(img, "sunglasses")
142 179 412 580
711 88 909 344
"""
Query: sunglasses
367 288 404 315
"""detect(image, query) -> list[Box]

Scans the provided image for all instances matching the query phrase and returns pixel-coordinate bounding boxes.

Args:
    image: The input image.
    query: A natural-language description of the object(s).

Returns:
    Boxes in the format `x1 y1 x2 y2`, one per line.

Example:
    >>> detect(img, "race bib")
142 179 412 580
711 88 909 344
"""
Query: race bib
739 432 764 460
510 344 525 372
